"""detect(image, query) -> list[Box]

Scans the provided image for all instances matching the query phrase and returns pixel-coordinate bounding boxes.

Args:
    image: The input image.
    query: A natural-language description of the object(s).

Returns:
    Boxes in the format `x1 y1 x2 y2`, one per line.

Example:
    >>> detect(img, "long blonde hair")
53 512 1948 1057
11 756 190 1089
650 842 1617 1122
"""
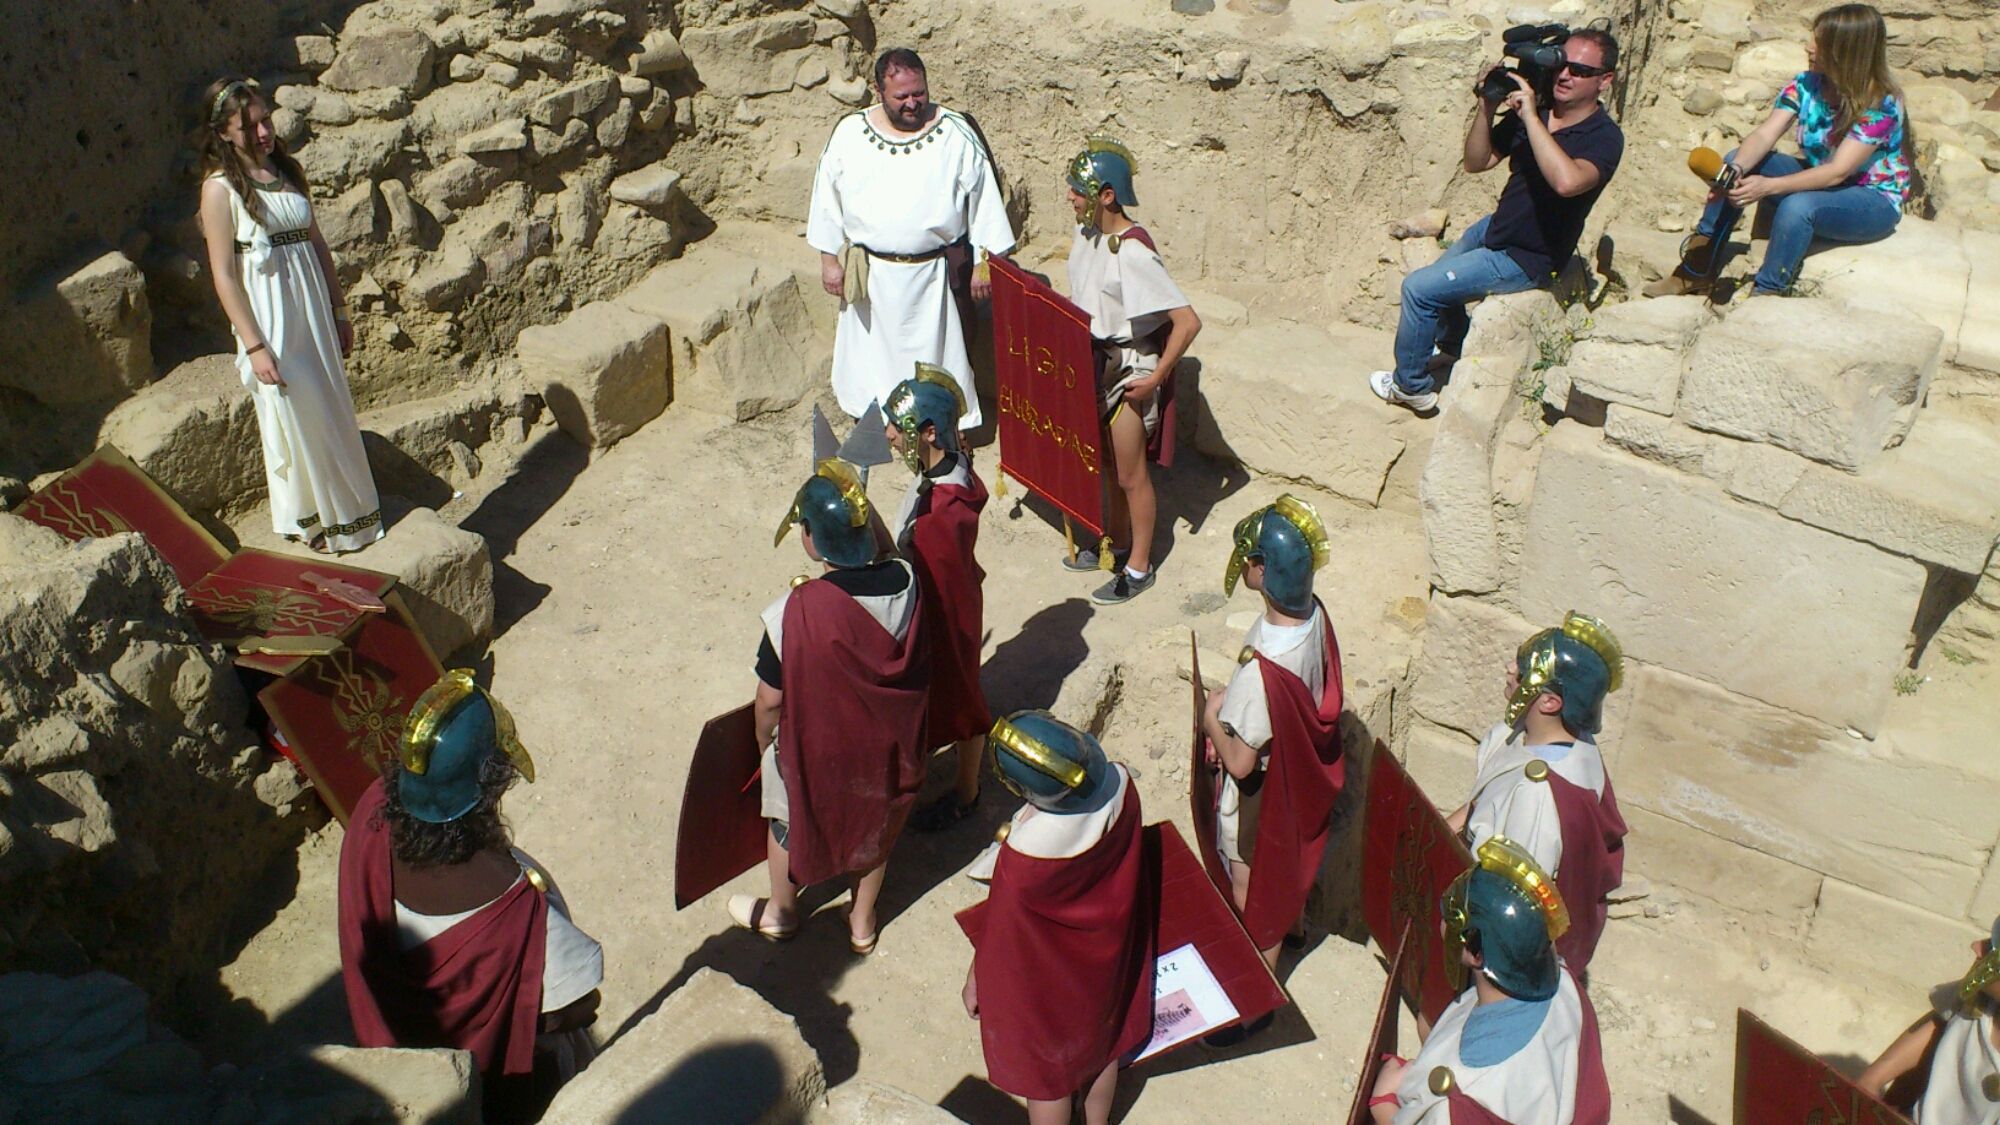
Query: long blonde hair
1811 4 1901 142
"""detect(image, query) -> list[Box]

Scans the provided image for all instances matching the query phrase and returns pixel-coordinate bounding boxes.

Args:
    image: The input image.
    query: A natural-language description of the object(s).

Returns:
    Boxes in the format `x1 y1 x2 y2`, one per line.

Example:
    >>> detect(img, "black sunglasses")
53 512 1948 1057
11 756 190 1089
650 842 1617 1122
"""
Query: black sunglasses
1561 60 1611 78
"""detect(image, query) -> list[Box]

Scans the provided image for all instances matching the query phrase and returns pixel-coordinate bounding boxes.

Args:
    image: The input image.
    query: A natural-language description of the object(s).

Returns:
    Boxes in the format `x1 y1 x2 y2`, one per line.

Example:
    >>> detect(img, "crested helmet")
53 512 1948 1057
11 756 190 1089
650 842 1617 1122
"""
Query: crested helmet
883 362 966 471
776 458 876 569
397 669 536 824
1223 494 1331 618
1066 135 1139 227
1441 837 1570 1001
1507 612 1624 736
987 709 1116 815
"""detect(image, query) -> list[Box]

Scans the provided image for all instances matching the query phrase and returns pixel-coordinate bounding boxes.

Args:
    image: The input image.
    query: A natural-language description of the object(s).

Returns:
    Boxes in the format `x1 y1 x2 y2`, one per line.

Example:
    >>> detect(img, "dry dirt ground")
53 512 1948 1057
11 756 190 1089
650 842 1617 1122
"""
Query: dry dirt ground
194 323 1950 1122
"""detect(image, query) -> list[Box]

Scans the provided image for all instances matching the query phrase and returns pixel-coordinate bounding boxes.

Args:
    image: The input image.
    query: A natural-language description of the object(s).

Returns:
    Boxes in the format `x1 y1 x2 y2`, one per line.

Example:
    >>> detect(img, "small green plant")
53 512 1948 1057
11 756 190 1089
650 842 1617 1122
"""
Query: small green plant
1529 302 1592 374
1939 643 1975 666
1893 670 1926 695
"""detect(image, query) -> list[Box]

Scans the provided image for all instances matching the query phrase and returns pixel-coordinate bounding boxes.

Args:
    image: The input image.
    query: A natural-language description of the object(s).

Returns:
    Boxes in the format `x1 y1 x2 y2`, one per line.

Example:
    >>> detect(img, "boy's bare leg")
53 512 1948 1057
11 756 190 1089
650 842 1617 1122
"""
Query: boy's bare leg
848 861 888 943
950 735 984 804
1226 858 1280 972
764 825 799 926
1027 1097 1073 1125
1081 1057 1120 1125
1108 405 1155 574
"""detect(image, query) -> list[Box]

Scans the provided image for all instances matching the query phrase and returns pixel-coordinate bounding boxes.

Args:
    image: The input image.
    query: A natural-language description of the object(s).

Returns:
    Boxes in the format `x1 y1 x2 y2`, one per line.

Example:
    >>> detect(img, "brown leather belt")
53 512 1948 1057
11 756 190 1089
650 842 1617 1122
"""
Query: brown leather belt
863 244 948 264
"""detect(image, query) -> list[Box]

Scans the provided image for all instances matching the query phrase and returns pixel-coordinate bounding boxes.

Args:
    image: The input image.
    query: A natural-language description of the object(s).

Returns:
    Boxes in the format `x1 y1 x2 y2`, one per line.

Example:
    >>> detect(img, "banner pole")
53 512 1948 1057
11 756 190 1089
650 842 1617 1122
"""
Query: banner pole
1063 515 1078 565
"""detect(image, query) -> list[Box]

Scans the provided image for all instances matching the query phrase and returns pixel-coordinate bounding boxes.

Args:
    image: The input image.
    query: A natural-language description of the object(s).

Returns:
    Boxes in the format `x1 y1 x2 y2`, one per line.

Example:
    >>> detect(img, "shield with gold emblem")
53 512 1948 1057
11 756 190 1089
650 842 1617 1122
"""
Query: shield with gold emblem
1361 744 1473 1024
1733 1009 1913 1125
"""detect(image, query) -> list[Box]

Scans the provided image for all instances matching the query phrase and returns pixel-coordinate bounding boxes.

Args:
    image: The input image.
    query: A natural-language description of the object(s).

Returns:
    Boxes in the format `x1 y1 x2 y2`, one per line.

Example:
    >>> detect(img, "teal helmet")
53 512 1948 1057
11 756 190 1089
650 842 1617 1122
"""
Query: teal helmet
1066 135 1139 223
883 362 966 472
987 710 1116 815
1441 838 1568 1001
397 669 536 824
776 459 875 569
1223 494 1330 618
1507 613 1624 736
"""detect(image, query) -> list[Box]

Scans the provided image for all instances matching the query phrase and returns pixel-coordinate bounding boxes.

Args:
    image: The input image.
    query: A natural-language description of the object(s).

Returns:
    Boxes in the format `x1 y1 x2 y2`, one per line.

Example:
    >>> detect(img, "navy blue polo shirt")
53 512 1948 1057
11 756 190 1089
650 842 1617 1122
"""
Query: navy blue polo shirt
1483 104 1624 283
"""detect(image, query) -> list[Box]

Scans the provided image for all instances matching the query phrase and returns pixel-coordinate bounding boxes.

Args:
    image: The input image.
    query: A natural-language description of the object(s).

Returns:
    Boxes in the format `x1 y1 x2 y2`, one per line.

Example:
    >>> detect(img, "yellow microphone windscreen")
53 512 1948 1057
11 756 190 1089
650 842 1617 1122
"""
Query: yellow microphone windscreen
1688 146 1726 183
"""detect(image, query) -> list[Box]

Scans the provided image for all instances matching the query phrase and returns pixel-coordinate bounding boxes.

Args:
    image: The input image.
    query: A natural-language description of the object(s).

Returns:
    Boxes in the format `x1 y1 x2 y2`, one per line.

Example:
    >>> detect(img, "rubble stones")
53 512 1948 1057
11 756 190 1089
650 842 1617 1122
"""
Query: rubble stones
456 117 529 155
98 354 267 520
0 251 151 407
320 27 438 98
629 29 690 76
609 166 683 208
517 301 669 448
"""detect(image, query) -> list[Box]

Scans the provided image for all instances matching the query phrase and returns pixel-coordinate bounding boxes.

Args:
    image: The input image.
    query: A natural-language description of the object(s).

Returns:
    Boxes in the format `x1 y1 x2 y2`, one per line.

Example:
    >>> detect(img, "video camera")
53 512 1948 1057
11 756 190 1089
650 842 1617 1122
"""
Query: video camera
1477 24 1570 111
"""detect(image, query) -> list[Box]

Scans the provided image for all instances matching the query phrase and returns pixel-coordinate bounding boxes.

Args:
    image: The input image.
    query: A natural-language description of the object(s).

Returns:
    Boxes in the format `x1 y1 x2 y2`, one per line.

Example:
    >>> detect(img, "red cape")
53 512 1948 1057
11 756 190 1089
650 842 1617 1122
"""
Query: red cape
965 792 1155 1101
1114 225 1177 468
1547 771 1627 977
1444 969 1612 1124
905 471 991 746
1236 605 1346 950
777 575 931 886
337 778 546 1088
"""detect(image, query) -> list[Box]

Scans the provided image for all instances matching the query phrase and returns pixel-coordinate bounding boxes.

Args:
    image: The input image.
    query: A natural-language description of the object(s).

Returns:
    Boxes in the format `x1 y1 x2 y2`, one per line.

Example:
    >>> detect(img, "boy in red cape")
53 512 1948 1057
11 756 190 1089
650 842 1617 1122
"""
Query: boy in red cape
960 710 1154 1125
881 362 993 831
1200 494 1345 1010
1445 613 1628 979
731 458 930 954
1370 838 1612 1124
338 670 603 1121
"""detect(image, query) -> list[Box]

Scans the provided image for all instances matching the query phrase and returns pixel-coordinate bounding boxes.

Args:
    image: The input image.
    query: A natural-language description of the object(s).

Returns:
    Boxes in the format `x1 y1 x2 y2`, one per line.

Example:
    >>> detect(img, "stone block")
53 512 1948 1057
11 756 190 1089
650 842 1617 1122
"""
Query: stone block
1805 218 1969 360
1406 594 1532 740
817 1080 959 1124
318 181 382 250
1735 41 1807 85
1390 19 1481 59
614 247 821 421
518 301 669 449
610 165 683 208
407 243 485 313
1520 424 1926 734
543 967 825 1121
98 354 265 519
1564 296 1711 415
293 1046 479 1123
321 27 437 97
1618 663 1993 917
457 118 529 156
1621 806 1821 934
629 29 689 75
1772 414 2000 574
1190 323 1407 507
348 501 494 661
1398 720 1476 809
1680 296 1940 472
1602 404 1714 474
1958 228 2000 374
0 251 152 407
1806 879 1983 996
1906 83 1974 127
414 156 509 211
360 386 508 495
1418 376 1516 594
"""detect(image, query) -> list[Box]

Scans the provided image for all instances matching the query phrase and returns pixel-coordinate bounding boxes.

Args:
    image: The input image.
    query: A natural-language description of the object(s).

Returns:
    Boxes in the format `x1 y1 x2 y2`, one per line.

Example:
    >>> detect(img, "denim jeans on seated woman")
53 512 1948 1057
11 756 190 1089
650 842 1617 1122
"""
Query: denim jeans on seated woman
1694 149 1902 295
1393 215 1537 395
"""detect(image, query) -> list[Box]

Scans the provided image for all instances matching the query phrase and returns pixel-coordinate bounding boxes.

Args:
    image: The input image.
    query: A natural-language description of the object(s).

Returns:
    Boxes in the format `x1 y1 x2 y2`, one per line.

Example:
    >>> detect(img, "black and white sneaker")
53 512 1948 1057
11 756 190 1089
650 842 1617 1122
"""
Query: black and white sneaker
1090 568 1156 606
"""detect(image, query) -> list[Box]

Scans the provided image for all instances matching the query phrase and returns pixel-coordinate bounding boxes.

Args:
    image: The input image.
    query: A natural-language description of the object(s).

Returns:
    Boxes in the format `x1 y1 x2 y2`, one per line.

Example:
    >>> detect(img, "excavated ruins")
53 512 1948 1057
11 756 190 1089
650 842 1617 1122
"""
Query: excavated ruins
4 0 2000 1119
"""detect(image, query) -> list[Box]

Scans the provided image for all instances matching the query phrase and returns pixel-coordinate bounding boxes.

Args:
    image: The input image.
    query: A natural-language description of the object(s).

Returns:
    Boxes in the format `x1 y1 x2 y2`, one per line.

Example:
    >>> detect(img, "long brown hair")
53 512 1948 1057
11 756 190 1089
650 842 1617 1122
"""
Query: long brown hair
196 76 309 229
1811 4 1900 142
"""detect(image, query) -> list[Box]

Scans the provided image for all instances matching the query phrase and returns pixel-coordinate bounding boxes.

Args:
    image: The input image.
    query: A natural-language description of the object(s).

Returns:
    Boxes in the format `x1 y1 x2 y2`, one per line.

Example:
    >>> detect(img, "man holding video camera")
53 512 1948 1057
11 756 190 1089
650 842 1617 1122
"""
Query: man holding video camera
1369 26 1623 417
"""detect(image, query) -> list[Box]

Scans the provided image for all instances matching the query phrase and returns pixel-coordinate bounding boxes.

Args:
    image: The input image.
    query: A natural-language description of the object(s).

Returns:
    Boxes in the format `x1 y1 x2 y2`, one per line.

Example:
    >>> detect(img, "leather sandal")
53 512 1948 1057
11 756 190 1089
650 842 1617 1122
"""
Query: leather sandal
727 895 798 942
843 906 878 956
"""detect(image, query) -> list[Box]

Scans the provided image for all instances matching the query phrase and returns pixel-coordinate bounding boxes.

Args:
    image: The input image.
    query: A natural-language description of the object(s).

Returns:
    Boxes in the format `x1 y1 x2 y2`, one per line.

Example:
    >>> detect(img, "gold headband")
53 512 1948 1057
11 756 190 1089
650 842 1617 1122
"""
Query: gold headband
399 668 537 782
209 79 258 126
988 714 1088 790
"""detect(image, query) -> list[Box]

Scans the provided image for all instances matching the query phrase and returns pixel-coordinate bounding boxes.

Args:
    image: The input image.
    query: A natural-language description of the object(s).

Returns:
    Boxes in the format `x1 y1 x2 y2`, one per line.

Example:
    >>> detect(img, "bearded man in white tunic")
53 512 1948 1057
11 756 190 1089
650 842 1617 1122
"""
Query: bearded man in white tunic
807 48 1016 429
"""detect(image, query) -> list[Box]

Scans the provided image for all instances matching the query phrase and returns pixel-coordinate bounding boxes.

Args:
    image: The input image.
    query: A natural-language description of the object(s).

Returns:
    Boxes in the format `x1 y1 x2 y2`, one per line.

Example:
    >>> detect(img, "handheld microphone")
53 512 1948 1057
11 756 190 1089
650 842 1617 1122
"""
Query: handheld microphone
1688 147 1740 192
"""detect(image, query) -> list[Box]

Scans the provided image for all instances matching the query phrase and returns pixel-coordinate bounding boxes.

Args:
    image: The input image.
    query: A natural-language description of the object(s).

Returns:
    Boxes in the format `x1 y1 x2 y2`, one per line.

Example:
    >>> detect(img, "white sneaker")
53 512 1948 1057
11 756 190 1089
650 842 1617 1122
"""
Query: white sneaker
1368 370 1439 416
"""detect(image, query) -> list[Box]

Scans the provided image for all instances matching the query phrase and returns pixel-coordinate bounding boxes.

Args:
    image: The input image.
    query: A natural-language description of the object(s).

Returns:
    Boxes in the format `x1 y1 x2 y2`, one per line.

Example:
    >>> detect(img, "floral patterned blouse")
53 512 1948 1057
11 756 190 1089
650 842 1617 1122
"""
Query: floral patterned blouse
1775 72 1910 205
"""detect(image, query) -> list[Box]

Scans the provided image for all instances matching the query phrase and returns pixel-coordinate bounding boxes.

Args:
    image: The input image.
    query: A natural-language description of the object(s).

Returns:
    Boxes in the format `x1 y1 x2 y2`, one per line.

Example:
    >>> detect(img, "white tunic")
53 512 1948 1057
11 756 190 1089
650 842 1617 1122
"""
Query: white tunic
213 175 383 552
1214 608 1329 866
1065 224 1190 428
1464 724 1607 878
391 847 605 1013
1917 1006 2000 1125
968 764 1132 882
1394 970 1588 1125
807 107 1015 428
757 560 920 823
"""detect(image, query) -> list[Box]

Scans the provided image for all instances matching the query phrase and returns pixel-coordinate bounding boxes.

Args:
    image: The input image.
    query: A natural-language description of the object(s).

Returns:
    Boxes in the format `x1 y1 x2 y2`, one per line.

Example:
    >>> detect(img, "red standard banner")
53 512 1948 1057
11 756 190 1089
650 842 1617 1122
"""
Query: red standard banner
673 704 768 910
1734 1009 1913 1125
1344 923 1412 1125
1361 745 1474 1024
990 255 1108 538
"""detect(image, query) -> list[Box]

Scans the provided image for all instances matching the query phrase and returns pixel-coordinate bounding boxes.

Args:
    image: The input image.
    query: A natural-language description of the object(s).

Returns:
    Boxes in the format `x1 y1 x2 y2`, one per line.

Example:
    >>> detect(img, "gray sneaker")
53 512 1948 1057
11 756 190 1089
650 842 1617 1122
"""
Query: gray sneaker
1091 568 1157 606
1062 546 1127 573
1369 370 1440 416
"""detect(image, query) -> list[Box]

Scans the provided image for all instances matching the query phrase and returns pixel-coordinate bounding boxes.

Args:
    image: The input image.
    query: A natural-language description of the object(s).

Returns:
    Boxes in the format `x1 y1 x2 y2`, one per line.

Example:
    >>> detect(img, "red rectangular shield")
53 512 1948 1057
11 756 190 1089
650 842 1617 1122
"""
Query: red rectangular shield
1734 1009 1912 1125
673 704 768 910
257 590 443 824
187 549 397 675
990 255 1108 538
1187 632 1229 893
1361 745 1474 1024
13 444 229 589
955 820 1286 1062
1345 923 1412 1125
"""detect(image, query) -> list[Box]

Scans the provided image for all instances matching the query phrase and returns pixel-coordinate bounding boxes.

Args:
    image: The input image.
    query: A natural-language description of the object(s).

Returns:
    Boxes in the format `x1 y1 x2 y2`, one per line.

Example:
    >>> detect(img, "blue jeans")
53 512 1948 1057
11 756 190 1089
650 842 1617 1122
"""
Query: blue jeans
1695 149 1901 293
1393 215 1537 394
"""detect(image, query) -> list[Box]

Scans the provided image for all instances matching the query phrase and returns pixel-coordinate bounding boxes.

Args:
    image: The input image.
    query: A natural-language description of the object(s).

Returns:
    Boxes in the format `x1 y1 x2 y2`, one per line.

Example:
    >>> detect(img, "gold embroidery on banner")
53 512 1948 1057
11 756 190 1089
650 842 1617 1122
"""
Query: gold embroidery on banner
197 585 348 634
26 480 131 540
310 649 410 771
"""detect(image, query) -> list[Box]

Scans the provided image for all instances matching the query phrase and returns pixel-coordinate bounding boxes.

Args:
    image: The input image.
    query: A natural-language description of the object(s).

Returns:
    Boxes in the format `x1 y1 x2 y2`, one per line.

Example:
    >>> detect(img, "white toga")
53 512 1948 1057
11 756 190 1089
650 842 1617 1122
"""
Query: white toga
1464 723 1607 878
1065 224 1189 432
807 107 1015 428
1214 608 1329 867
1918 1000 2000 1124
1393 969 1589 1125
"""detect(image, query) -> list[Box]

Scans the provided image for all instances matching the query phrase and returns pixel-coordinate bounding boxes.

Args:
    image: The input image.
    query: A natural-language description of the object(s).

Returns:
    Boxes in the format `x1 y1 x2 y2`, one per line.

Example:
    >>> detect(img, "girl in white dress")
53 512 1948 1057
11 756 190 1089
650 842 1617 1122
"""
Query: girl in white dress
198 76 383 553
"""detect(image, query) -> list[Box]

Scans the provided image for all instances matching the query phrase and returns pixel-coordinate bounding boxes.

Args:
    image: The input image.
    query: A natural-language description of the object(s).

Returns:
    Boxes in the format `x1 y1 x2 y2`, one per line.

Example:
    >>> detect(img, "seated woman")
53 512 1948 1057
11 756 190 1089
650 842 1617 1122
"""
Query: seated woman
338 670 602 1123
1856 920 2000 1120
1647 3 1907 299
